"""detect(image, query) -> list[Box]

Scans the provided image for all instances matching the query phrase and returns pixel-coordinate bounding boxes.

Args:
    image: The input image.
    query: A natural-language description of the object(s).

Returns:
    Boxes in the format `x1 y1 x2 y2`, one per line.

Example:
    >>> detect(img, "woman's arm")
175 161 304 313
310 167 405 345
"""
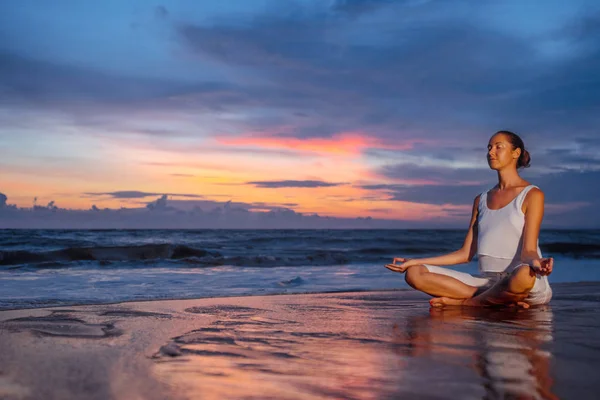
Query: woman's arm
521 188 553 275
387 195 480 272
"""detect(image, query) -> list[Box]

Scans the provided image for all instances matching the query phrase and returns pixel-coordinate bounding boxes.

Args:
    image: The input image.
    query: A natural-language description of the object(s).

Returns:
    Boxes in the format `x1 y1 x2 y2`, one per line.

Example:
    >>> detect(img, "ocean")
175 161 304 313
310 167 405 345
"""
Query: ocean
1 229 600 310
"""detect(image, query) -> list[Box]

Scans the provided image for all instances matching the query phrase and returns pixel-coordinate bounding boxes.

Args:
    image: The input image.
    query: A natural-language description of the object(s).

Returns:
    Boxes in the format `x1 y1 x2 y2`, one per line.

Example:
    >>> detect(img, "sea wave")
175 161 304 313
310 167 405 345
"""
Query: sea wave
541 242 600 258
0 243 363 268
0 244 213 266
2 238 599 270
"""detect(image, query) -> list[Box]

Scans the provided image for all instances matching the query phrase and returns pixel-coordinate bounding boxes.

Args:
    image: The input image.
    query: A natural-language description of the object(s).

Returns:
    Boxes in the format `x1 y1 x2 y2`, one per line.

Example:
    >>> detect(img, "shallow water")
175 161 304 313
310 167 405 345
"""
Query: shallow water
1 229 600 310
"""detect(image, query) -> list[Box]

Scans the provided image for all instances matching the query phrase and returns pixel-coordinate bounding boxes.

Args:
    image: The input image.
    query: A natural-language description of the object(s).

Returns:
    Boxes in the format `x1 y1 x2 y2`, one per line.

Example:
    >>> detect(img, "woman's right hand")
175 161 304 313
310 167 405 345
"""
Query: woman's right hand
385 257 417 273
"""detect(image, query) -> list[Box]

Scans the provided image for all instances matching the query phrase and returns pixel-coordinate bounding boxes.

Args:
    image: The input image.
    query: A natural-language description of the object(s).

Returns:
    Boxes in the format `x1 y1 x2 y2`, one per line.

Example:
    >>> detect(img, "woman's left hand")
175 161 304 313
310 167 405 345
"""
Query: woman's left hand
385 257 416 273
532 257 553 276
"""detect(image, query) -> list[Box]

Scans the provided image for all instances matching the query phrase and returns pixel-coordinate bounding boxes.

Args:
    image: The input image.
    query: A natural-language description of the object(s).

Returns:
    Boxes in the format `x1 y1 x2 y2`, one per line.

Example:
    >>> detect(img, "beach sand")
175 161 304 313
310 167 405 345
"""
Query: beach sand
1 283 600 399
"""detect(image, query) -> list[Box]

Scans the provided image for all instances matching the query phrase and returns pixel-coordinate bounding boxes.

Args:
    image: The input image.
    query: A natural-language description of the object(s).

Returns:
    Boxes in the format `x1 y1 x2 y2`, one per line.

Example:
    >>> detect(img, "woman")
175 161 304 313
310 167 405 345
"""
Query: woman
385 131 553 308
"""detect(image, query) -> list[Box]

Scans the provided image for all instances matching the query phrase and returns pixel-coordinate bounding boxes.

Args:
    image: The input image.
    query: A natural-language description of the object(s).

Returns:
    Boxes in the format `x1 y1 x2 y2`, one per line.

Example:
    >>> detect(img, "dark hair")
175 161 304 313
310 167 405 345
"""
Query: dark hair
495 130 531 168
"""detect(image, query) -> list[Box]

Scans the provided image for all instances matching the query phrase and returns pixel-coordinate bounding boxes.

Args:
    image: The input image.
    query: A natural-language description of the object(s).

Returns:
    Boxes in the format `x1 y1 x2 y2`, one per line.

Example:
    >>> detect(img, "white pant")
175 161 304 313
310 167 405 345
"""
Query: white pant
422 263 553 305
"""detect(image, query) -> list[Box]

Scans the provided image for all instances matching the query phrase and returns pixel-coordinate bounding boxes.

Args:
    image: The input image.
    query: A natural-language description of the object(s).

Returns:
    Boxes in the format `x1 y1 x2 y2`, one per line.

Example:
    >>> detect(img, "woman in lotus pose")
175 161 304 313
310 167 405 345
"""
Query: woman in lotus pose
386 131 553 308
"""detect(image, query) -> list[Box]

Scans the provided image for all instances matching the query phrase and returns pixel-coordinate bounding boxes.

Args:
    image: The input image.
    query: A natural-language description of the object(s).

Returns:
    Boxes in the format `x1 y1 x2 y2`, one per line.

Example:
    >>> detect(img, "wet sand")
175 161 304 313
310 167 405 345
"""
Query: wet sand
1 282 600 399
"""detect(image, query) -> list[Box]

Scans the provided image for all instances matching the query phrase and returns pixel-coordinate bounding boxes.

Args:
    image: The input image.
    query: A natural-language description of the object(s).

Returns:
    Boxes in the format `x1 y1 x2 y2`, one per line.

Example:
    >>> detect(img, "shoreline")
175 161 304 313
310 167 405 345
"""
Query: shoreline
0 287 410 312
2 280 599 312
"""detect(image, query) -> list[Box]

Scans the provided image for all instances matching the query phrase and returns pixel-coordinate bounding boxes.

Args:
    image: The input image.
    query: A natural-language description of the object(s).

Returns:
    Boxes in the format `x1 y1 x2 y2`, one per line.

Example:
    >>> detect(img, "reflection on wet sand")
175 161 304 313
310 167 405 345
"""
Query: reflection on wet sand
152 300 401 399
394 306 557 400
3 288 599 399
151 293 558 399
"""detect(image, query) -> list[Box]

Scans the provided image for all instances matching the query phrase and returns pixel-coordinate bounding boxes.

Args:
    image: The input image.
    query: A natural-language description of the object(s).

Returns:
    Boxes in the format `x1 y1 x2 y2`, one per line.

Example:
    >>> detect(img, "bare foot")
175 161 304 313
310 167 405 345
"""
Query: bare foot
429 297 466 307
430 297 531 308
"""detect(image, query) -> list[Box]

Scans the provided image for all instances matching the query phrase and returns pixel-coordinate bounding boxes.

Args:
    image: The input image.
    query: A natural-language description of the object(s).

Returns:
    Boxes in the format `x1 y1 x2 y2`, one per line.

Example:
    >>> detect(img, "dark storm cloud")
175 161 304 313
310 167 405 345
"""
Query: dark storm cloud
247 180 344 188
83 191 203 199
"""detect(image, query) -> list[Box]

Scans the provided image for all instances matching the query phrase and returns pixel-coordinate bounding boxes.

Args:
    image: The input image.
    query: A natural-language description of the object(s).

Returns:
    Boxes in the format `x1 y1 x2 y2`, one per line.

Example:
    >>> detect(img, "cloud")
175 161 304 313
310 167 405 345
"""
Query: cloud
0 53 180 106
3 4 599 149
173 3 600 147
356 168 600 226
1 2 600 227
0 193 396 229
218 132 415 156
0 52 257 127
146 194 169 211
535 170 600 204
359 183 485 206
373 163 491 185
83 191 203 199
249 201 299 210
535 146 600 172
247 180 345 189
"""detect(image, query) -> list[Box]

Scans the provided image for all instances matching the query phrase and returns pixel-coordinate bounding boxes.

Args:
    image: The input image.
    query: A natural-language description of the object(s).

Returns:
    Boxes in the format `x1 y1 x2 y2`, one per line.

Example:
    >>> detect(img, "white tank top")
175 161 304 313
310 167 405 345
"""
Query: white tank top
477 185 542 269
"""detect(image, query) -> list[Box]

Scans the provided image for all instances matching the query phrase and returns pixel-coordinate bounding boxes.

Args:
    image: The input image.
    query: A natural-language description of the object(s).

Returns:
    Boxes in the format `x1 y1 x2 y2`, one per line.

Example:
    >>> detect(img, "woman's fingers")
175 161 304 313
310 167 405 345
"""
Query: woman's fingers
388 257 412 273
385 263 406 273
533 258 553 276
530 258 554 276
542 257 553 275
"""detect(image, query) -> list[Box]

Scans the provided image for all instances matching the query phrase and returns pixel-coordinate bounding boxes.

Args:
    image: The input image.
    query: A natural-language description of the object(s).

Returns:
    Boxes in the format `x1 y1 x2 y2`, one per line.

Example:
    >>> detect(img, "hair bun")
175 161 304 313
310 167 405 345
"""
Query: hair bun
519 149 531 168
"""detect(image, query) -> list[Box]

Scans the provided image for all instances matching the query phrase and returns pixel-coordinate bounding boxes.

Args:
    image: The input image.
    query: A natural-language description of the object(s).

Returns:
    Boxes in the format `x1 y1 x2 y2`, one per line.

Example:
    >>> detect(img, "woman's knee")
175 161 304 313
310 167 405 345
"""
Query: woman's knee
405 265 428 288
508 264 536 294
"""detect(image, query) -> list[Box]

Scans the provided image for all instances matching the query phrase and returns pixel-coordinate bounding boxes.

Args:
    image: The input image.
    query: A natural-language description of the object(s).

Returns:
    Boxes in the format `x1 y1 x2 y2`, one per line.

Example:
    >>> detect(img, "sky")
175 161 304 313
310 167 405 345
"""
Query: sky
1 0 599 228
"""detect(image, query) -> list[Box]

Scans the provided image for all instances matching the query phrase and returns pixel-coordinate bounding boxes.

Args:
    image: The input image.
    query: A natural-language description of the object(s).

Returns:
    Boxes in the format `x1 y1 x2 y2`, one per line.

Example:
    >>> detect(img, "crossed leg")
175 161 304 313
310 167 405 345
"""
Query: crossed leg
404 264 537 308
430 264 536 308
404 265 480 299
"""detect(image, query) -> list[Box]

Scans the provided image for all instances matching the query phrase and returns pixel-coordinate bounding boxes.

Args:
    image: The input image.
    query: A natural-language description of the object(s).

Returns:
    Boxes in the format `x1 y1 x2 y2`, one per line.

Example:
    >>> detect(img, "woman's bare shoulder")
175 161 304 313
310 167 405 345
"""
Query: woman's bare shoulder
523 186 544 213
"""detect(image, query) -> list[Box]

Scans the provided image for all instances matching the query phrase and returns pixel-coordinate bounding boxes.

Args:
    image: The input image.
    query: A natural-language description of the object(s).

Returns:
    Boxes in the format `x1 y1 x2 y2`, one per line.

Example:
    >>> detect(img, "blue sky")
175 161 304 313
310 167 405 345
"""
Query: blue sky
1 0 599 228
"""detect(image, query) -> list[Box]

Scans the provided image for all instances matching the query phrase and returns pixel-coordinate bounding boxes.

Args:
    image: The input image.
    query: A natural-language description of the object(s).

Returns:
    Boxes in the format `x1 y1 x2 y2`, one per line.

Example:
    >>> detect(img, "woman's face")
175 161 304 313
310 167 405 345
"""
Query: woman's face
487 134 520 170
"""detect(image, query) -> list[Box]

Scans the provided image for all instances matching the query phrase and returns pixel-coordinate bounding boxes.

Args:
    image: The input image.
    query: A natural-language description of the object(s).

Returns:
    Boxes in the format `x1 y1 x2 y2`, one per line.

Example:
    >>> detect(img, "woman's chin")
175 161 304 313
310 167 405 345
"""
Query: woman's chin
487 161 501 170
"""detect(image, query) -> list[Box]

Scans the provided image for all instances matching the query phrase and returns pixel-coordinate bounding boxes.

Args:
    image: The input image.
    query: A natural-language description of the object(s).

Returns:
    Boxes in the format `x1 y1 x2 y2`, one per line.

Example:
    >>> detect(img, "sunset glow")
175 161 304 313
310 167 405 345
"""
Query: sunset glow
1 0 599 228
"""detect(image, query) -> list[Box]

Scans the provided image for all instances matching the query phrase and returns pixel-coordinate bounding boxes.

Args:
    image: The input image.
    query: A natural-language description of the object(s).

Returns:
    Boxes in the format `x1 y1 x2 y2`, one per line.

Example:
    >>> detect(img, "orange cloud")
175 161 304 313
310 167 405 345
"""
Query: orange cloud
216 132 414 156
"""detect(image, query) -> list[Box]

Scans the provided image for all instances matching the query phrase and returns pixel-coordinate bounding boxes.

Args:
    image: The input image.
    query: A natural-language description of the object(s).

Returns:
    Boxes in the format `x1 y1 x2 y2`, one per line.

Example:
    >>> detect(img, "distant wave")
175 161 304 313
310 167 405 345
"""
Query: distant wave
542 242 600 258
0 244 214 266
0 244 358 268
2 239 598 269
278 276 306 287
0 243 408 268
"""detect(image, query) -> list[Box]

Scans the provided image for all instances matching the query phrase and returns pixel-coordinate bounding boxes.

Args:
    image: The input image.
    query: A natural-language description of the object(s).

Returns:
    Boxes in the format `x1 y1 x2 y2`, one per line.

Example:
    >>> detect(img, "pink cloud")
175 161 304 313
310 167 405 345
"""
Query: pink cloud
216 131 418 156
